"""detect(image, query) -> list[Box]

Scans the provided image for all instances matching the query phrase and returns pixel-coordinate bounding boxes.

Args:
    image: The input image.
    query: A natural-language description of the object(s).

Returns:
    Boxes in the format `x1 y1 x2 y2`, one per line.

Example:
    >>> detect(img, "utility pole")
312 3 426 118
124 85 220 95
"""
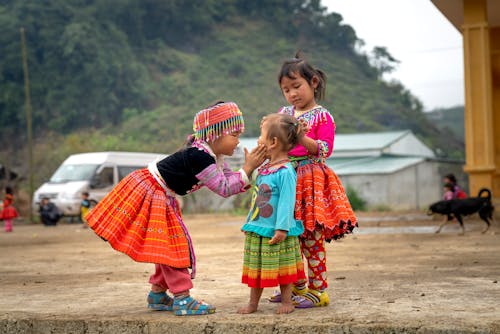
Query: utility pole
20 27 34 223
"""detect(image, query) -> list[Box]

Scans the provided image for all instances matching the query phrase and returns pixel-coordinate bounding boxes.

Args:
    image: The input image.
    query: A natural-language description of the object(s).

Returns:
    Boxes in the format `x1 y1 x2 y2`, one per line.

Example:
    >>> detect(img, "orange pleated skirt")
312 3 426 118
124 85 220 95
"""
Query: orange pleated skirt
86 168 192 268
295 161 357 240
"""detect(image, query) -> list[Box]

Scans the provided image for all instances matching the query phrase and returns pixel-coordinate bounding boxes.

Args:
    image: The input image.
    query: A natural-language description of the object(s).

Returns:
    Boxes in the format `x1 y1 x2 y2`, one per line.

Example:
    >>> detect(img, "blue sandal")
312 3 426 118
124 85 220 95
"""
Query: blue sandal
147 291 174 311
173 295 216 316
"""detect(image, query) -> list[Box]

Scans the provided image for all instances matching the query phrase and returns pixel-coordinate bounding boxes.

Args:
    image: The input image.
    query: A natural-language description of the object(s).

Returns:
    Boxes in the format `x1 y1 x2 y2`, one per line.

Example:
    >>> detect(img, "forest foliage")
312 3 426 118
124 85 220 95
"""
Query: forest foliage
426 106 465 141
0 0 464 191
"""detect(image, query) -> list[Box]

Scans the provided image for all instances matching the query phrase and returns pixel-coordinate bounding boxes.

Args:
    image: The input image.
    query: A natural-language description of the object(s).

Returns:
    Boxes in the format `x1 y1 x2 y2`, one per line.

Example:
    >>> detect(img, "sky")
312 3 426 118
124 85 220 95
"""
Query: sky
322 0 464 111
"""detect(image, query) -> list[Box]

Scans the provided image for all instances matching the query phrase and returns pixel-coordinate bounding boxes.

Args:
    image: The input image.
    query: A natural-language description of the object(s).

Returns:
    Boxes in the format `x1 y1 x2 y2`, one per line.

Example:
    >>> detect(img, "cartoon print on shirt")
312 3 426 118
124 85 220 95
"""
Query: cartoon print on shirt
249 183 273 221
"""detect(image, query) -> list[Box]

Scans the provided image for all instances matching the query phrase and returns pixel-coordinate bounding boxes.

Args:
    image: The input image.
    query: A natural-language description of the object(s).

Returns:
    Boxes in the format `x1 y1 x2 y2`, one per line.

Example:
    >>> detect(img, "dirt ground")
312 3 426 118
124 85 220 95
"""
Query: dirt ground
0 212 499 333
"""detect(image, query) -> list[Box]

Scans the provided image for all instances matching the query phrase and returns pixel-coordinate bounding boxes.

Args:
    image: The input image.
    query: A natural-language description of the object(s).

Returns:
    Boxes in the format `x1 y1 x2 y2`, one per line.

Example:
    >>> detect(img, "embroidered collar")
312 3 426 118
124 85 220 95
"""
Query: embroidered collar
258 161 290 175
294 105 321 116
192 140 224 168
281 105 333 126
283 105 322 116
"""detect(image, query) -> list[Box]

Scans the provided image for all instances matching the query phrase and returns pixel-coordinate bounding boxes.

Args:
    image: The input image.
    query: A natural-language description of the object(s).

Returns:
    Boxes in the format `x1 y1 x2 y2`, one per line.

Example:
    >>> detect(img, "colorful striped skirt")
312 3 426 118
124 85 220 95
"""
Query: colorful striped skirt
86 168 193 269
241 232 305 288
295 161 358 240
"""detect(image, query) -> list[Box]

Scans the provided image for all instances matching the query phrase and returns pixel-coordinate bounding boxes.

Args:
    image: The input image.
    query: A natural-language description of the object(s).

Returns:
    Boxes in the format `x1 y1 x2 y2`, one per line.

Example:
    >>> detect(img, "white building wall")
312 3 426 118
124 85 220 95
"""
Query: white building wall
388 134 435 157
339 173 390 209
340 161 441 211
415 162 442 208
183 160 444 213
387 167 419 210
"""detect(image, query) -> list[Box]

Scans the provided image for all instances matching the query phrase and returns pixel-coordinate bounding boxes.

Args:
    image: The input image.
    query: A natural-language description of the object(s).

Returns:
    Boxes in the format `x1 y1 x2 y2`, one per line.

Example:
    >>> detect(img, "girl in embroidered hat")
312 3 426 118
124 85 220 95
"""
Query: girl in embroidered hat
193 101 244 142
86 101 266 316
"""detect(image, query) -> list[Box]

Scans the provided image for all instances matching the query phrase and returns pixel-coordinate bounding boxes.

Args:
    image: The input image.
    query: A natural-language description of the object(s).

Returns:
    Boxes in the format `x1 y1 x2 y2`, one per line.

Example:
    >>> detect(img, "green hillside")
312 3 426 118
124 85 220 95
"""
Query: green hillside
0 0 464 192
426 106 465 141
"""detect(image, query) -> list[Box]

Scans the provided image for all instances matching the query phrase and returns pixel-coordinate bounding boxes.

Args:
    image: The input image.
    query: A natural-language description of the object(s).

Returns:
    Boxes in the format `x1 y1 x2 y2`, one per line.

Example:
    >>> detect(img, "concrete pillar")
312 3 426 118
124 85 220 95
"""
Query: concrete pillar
490 27 500 199
461 0 496 197
490 26 500 216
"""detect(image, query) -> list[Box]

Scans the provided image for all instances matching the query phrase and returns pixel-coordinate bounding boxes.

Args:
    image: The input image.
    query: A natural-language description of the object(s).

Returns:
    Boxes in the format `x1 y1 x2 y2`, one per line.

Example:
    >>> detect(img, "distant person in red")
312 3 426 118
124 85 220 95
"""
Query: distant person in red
1 186 19 232
444 174 467 199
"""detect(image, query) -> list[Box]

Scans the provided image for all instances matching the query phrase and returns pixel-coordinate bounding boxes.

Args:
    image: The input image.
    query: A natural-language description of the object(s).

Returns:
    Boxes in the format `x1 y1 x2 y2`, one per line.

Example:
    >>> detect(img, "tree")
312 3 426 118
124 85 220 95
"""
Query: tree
370 46 400 79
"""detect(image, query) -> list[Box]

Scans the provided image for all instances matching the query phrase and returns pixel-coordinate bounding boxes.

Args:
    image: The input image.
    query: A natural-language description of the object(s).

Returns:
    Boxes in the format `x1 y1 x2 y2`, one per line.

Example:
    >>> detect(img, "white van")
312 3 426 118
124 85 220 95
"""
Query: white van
32 151 166 217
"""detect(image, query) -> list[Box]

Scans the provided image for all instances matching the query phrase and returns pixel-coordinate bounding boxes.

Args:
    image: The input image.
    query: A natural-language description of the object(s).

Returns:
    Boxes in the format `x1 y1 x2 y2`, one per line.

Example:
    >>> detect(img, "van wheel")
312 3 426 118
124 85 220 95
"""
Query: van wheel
89 199 98 208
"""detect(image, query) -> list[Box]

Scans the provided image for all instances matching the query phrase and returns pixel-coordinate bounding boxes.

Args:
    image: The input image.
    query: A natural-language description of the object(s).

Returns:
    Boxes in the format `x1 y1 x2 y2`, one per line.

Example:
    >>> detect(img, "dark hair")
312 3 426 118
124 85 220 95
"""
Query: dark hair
5 186 13 195
183 134 196 148
207 100 225 108
262 113 299 151
278 51 327 100
82 192 89 197
444 174 457 184
443 182 454 190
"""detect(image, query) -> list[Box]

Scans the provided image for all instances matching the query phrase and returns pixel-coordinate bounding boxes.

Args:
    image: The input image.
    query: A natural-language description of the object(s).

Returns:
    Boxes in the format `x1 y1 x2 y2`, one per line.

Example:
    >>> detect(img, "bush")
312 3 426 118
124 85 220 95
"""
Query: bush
345 186 367 211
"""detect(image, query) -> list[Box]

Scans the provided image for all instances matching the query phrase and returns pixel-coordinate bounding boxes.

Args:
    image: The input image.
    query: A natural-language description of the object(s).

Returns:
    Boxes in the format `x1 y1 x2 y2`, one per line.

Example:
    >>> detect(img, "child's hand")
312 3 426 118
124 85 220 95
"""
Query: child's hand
244 144 267 170
297 119 310 140
241 144 267 178
269 230 287 245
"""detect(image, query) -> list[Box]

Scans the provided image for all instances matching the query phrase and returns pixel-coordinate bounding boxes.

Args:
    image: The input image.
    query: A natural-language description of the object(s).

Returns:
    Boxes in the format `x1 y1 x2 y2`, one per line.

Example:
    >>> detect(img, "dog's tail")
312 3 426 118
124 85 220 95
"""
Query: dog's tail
478 188 491 199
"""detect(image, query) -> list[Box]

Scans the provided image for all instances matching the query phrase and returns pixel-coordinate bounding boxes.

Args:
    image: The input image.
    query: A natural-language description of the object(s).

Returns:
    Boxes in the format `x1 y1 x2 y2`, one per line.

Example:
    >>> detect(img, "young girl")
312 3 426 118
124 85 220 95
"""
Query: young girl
238 113 305 315
1 186 18 232
443 173 467 199
86 101 266 316
443 183 455 201
270 54 358 308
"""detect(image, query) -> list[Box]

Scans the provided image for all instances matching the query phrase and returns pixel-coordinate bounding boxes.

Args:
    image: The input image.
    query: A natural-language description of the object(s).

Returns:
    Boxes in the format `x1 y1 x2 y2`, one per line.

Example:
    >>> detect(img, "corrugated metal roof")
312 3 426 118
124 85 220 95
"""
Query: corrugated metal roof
239 130 411 153
239 131 428 175
333 130 410 151
327 156 425 175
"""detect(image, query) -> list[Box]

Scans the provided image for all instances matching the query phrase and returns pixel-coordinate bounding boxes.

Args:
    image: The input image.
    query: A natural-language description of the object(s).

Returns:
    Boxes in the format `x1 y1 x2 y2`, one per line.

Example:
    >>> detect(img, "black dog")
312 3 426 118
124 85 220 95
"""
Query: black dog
428 188 494 234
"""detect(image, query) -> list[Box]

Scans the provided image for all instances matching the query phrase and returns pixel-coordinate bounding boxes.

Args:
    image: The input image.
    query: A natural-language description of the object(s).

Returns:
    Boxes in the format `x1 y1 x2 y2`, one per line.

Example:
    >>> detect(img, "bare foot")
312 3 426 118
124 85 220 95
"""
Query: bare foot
276 302 295 314
238 304 258 314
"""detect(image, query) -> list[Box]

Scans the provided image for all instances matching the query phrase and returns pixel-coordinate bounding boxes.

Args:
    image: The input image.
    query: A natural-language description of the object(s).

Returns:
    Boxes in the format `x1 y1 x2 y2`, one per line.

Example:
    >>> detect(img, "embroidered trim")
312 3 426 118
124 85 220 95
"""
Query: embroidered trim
279 105 334 129
192 140 224 169
193 102 244 142
312 140 329 163
258 160 290 175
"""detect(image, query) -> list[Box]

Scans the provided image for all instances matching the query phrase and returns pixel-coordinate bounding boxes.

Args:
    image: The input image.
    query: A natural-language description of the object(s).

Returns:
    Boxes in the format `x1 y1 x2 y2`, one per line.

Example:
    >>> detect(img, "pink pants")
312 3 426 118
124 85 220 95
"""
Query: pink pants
148 264 193 294
4 219 12 232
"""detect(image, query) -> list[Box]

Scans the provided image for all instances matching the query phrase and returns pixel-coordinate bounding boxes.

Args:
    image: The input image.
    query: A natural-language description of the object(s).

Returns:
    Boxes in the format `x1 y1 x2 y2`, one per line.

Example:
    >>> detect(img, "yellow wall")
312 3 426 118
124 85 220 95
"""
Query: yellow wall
461 0 500 198
491 26 500 197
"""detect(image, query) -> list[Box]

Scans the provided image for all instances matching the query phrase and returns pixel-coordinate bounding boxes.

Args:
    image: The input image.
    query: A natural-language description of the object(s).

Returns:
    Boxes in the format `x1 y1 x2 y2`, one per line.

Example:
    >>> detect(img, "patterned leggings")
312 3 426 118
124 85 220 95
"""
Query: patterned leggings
300 228 328 291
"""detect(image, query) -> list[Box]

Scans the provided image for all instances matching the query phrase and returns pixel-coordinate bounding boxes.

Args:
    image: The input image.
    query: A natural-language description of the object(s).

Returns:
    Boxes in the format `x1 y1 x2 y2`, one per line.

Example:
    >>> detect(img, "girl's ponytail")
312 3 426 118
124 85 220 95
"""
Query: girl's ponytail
314 68 327 101
184 134 196 148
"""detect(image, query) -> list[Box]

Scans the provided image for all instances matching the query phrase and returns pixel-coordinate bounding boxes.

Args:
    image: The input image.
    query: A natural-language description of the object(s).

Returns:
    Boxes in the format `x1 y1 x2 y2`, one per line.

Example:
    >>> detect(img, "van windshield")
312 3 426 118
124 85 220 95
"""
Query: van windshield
49 164 99 183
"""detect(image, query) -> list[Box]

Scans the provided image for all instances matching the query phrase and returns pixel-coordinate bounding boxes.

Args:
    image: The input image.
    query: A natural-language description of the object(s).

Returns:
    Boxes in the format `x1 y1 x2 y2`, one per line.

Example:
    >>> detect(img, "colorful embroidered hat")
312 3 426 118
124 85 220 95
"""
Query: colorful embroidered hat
193 102 245 142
